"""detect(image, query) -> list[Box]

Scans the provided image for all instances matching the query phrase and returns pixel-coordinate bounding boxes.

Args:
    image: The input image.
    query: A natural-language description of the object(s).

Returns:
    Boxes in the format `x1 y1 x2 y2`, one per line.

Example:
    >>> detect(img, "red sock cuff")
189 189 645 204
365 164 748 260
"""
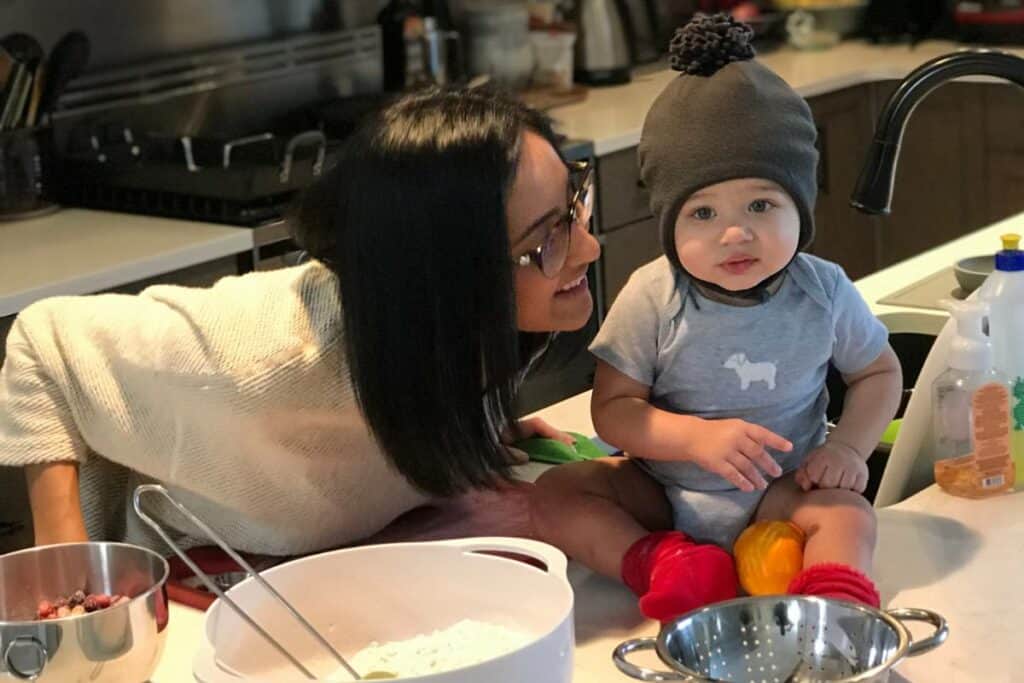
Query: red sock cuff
788 563 881 608
621 531 688 596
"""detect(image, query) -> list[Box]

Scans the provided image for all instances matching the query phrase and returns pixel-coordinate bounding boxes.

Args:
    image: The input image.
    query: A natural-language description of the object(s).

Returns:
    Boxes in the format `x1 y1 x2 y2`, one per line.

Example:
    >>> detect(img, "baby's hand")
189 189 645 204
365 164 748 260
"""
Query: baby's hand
687 419 791 492
796 441 868 492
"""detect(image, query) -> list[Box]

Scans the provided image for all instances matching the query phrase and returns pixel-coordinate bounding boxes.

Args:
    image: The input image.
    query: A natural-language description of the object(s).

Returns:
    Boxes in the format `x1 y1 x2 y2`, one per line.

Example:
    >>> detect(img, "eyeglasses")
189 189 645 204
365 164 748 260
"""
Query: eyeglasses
515 160 595 279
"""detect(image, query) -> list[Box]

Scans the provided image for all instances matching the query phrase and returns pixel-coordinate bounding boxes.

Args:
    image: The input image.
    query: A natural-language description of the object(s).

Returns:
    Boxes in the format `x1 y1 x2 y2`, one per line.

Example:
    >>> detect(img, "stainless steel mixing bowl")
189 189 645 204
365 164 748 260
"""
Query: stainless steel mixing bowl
0 542 169 682
614 595 947 682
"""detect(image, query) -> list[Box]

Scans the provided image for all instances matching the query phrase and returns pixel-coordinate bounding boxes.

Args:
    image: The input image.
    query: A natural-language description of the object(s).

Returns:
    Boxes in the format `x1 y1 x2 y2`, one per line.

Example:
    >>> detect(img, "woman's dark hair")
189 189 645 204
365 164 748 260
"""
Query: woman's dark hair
292 86 563 497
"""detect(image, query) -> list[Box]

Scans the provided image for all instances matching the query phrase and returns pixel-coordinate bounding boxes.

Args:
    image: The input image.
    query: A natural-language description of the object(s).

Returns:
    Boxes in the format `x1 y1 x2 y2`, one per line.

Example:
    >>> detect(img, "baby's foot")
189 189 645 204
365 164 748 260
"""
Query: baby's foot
788 562 880 608
622 530 739 622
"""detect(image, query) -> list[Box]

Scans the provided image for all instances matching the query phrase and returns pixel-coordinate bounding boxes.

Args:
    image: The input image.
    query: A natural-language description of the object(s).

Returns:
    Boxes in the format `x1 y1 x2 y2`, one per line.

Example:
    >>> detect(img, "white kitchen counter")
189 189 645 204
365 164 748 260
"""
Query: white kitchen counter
551 40 1024 155
857 210 1024 336
153 385 1024 682
141 212 1024 681
0 209 254 317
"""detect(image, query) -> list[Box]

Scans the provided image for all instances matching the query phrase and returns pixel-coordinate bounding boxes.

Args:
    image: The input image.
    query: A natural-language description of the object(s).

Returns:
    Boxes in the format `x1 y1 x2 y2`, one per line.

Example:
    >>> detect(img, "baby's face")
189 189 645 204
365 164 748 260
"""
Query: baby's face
673 178 800 291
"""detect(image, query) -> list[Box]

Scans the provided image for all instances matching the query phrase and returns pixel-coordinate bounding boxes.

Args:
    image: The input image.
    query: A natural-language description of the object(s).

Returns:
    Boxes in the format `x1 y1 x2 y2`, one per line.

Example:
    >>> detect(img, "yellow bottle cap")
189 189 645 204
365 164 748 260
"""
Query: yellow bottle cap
1002 233 1021 251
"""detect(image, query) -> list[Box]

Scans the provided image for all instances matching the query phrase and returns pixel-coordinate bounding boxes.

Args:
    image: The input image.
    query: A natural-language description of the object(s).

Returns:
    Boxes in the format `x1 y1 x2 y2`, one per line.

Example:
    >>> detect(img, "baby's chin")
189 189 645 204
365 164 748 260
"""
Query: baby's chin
711 261 790 291
705 271 764 291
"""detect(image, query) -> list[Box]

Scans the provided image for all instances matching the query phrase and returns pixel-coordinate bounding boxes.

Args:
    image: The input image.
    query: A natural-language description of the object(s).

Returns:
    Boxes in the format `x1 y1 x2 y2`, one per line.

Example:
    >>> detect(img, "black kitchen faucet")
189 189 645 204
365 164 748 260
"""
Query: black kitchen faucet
852 50 1024 215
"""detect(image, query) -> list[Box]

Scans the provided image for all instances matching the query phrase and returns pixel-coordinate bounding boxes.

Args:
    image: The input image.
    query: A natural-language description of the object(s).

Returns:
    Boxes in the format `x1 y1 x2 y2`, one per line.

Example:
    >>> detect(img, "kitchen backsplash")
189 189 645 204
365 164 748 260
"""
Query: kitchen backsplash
0 0 331 70
0 1 601 74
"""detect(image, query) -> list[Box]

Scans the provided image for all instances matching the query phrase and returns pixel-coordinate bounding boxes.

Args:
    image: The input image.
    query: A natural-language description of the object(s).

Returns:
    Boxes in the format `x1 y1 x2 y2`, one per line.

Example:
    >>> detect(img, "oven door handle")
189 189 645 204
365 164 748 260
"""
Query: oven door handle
279 130 326 184
222 132 275 169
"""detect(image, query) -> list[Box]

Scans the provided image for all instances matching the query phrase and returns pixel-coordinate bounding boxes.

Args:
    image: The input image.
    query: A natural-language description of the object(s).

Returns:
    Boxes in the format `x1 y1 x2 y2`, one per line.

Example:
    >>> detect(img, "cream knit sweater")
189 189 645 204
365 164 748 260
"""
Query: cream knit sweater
0 262 429 555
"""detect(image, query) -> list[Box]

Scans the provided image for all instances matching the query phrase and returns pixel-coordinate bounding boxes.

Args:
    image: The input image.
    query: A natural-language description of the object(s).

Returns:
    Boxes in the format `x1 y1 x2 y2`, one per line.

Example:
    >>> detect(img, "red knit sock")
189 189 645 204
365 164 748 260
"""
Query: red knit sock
787 563 880 608
621 531 739 622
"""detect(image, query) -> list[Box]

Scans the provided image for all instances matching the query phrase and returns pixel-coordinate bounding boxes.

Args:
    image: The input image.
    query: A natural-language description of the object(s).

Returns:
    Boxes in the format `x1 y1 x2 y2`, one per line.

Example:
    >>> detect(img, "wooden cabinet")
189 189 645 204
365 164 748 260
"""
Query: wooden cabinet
596 147 652 231
594 146 658 316
982 84 1024 226
807 86 881 280
602 217 662 307
869 81 989 268
985 150 1024 227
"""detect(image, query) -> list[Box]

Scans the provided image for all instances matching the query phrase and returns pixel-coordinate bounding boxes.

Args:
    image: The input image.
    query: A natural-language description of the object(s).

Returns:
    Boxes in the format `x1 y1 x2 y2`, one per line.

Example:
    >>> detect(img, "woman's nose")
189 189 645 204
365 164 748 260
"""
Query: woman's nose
566 218 601 268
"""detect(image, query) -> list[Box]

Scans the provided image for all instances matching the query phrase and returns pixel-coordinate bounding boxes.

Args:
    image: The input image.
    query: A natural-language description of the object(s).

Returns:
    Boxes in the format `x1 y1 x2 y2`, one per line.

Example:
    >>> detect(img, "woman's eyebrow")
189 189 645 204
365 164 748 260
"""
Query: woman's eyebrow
512 207 561 248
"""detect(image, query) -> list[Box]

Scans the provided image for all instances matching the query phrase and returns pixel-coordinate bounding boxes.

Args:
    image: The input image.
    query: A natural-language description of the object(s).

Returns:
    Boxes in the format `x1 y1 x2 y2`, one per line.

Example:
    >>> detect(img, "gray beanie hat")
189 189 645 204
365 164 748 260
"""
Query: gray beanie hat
638 14 819 276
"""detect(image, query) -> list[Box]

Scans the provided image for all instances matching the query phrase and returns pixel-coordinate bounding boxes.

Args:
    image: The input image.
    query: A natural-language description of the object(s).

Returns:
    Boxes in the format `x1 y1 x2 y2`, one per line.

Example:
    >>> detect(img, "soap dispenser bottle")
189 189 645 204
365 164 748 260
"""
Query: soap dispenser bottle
932 299 1015 498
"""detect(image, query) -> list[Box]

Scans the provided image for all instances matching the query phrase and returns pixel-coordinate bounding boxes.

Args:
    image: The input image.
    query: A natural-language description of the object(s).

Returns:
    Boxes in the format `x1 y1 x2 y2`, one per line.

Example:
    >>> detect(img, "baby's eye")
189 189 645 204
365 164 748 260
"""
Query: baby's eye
749 199 775 213
692 206 716 221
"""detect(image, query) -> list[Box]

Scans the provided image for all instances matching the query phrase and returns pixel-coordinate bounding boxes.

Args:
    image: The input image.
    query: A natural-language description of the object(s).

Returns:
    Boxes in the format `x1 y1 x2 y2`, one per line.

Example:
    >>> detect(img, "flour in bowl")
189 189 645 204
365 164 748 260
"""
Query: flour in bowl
328 619 531 680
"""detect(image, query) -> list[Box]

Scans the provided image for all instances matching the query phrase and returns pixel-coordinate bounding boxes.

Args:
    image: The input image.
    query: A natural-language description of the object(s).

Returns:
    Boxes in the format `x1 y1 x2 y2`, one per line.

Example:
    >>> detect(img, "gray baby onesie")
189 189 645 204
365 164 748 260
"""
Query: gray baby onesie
589 254 888 549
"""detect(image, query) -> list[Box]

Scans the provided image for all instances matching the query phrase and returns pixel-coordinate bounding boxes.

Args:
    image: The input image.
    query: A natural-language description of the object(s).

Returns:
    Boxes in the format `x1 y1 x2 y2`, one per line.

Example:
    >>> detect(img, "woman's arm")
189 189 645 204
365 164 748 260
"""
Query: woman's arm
25 462 88 545
2 307 94 545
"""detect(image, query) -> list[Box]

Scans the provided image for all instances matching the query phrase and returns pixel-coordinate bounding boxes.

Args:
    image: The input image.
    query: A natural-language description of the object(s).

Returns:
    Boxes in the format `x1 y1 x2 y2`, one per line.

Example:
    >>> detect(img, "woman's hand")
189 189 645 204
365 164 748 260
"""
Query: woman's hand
25 462 89 546
686 419 791 492
795 441 868 492
501 417 574 465
510 417 574 445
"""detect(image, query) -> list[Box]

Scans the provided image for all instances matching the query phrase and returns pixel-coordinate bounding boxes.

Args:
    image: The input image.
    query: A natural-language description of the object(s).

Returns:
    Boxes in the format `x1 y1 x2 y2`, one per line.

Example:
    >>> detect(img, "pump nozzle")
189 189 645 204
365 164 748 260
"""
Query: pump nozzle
942 299 993 372
994 233 1024 274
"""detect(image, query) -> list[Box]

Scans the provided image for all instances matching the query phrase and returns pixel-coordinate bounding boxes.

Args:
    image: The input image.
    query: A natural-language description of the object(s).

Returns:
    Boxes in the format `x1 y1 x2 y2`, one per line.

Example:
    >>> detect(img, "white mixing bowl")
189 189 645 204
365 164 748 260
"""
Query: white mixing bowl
192 537 574 682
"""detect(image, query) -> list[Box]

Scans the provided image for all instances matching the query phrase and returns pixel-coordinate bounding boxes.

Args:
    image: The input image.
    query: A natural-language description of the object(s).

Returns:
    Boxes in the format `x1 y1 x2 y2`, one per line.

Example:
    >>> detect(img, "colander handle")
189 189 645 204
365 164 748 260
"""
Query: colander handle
887 608 949 657
441 537 569 580
612 638 692 681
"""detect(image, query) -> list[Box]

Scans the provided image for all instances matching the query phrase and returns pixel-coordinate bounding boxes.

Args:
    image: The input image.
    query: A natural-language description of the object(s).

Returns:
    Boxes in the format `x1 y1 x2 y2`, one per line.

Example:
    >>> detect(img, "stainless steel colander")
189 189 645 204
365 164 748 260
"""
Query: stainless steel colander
613 596 947 682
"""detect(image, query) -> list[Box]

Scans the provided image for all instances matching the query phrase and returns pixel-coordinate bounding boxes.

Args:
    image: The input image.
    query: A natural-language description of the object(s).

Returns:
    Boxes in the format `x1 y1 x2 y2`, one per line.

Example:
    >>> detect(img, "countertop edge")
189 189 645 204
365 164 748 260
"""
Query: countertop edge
0 229 252 318
574 45 1023 156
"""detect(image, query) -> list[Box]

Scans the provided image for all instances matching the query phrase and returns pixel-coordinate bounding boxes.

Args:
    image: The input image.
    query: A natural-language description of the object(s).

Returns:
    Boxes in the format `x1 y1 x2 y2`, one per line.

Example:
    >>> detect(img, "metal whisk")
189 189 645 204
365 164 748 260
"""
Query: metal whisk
132 484 363 681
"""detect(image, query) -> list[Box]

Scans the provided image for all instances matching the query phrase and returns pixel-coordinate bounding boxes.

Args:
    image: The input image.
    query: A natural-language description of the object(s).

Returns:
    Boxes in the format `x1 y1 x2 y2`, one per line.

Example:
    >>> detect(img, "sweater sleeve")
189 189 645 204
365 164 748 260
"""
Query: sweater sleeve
0 291 209 467
0 311 89 464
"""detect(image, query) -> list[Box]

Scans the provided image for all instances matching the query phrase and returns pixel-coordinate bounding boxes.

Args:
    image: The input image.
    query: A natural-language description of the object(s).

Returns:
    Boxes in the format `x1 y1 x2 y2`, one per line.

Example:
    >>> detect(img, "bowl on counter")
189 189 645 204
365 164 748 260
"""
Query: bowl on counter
0 542 169 682
745 12 789 48
193 537 574 682
954 254 995 293
774 0 869 31
777 0 869 49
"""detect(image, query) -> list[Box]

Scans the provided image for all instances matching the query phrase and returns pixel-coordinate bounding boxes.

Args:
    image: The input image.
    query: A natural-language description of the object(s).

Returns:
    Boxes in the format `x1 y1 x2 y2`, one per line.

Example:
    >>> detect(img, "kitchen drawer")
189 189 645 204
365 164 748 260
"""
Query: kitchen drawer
597 146 652 232
601 216 662 311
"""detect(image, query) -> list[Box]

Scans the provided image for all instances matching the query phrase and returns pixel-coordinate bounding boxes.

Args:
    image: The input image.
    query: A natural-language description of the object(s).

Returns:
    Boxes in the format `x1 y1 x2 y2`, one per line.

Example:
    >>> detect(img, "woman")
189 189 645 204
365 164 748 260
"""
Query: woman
0 86 600 555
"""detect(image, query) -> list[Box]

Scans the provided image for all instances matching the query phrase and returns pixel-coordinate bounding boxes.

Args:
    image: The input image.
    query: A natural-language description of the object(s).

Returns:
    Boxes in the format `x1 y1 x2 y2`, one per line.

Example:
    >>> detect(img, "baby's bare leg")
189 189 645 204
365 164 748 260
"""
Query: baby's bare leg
531 457 672 579
755 473 877 573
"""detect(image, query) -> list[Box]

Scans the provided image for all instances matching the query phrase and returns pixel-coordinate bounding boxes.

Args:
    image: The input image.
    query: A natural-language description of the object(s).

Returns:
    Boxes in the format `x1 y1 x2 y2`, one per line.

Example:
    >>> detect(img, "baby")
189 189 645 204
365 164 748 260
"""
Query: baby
532 14 902 622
